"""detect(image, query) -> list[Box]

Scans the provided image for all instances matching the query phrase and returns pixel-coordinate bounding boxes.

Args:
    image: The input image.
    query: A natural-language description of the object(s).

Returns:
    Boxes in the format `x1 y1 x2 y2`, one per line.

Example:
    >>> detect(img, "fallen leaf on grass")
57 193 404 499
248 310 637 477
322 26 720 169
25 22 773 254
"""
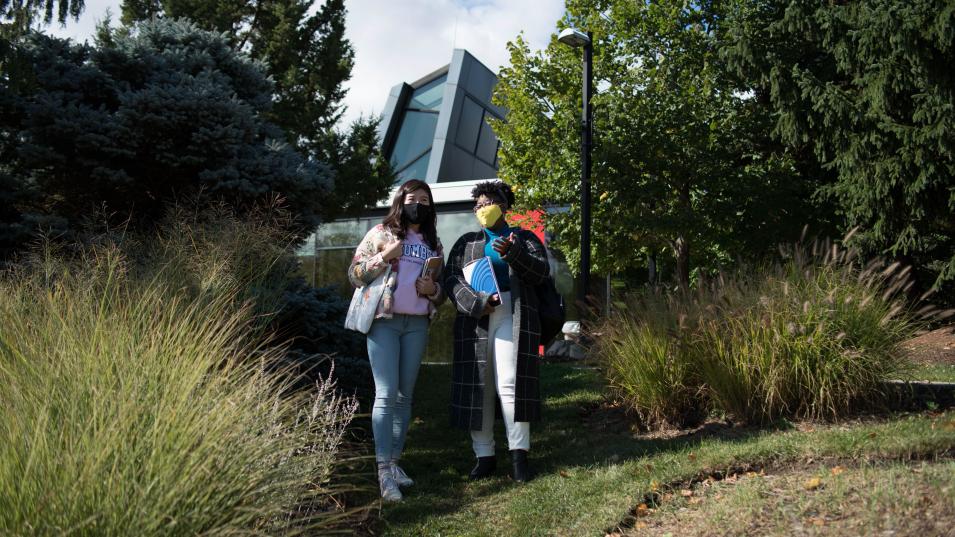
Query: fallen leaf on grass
688 452 697 462
650 480 661 492
809 516 826 526
868 432 878 439
688 497 702 505
680 489 694 497
745 471 759 478
559 470 570 478
830 466 846 476
803 477 823 491
635 503 651 517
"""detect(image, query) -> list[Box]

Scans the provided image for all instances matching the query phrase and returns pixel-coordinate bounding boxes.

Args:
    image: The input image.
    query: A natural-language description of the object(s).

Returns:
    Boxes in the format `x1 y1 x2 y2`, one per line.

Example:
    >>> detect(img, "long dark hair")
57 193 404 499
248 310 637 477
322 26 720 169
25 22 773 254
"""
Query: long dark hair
382 179 439 251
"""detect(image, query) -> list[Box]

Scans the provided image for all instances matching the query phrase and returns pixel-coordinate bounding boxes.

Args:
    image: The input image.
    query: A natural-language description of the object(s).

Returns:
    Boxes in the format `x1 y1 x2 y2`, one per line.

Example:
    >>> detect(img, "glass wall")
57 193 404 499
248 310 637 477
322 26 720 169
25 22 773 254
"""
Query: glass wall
295 209 580 364
297 211 479 289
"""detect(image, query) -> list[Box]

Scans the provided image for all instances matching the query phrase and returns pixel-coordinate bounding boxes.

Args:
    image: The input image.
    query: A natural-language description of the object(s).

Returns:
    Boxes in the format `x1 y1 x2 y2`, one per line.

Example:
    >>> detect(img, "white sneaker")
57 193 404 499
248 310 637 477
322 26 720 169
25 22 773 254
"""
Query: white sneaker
391 462 414 488
379 472 403 503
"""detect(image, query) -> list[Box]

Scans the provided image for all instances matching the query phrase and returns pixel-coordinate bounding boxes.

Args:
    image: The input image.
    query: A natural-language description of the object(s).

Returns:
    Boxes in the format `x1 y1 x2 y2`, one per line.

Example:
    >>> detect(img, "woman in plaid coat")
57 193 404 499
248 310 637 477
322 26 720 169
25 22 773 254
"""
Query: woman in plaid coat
443 181 550 483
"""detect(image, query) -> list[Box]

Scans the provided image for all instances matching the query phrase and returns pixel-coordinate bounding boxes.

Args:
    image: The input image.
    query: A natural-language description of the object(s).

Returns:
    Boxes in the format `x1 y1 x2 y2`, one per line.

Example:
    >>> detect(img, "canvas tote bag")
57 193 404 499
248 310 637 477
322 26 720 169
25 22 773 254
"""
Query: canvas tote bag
344 266 392 334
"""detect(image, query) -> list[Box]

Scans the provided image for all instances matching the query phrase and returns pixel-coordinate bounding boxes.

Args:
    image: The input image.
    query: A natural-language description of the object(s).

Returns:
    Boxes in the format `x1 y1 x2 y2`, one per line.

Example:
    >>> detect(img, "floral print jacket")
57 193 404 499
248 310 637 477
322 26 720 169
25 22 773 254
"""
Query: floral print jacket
347 224 446 320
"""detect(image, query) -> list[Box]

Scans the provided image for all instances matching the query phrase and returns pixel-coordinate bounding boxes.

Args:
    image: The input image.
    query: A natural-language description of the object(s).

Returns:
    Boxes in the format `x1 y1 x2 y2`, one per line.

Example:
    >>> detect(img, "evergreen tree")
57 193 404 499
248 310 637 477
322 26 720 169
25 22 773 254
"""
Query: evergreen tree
119 0 394 220
1 0 83 38
0 18 331 250
494 0 831 288
722 0 955 293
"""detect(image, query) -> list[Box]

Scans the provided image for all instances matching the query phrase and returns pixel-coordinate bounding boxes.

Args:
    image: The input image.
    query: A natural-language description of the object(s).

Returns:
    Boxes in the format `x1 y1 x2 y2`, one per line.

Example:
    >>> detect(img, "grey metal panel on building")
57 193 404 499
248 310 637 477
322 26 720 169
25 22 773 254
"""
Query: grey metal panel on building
441 143 476 179
378 83 410 150
435 50 500 183
472 155 498 179
455 94 483 152
379 48 505 185
427 53 462 182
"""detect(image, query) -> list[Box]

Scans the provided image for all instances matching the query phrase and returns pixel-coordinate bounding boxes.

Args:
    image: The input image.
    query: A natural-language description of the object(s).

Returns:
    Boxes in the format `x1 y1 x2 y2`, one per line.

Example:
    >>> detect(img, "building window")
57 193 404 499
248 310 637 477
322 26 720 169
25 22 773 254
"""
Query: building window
453 94 501 168
475 111 498 166
396 150 431 182
388 74 447 179
409 75 446 110
390 112 438 174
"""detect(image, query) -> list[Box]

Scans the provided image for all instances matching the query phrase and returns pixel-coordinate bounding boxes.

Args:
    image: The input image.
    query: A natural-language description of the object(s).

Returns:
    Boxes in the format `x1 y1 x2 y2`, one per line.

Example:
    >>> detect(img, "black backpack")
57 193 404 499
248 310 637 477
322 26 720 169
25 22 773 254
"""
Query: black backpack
535 274 565 346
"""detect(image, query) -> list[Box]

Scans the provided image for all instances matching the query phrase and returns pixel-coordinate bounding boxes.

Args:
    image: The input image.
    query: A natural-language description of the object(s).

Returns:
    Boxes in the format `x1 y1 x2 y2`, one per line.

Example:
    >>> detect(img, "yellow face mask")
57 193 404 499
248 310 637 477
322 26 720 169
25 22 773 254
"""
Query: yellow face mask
475 204 503 228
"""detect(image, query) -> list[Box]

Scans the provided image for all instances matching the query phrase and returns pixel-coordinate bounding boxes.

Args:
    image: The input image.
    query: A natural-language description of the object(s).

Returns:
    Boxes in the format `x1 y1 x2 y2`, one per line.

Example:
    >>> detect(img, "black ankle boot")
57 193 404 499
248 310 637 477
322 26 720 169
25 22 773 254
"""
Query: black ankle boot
510 449 532 483
468 456 496 481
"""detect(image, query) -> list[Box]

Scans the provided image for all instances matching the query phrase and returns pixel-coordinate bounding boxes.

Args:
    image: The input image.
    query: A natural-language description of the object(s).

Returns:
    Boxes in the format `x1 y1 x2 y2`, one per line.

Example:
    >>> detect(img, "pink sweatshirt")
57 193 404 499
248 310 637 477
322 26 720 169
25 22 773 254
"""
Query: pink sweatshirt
392 230 440 316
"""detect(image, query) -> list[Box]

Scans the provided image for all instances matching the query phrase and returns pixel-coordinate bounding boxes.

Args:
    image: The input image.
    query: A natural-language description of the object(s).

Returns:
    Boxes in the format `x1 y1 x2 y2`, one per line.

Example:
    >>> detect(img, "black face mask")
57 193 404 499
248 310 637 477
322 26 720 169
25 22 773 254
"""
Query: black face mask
402 203 431 225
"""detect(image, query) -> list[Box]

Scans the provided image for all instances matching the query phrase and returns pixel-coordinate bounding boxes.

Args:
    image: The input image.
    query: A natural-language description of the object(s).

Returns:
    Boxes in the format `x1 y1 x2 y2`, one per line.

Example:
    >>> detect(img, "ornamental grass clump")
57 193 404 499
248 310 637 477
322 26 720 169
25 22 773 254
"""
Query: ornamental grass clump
596 292 708 429
0 230 358 535
598 236 932 428
698 239 923 423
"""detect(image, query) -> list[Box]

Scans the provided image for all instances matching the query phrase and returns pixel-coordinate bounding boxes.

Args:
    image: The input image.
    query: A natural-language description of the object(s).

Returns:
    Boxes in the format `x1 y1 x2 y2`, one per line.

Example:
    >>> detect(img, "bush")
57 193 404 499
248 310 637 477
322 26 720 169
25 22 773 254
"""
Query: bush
597 292 707 428
597 239 931 427
0 209 366 535
277 279 366 358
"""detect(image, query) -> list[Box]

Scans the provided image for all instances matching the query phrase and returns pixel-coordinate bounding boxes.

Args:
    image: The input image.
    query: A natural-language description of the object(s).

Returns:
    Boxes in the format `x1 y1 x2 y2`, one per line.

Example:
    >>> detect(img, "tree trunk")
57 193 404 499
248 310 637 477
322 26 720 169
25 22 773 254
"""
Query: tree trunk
675 181 691 290
675 236 690 290
648 249 657 285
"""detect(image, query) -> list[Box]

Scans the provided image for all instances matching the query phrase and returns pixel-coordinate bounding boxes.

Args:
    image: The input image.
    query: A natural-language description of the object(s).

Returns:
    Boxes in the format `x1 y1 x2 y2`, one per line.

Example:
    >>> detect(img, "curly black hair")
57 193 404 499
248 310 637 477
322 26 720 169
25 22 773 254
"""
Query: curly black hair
470 180 515 209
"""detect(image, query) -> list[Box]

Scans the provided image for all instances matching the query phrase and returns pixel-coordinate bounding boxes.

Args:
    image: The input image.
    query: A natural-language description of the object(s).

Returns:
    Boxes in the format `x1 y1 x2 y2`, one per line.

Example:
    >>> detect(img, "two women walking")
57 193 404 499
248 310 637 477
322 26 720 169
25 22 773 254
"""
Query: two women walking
347 178 550 502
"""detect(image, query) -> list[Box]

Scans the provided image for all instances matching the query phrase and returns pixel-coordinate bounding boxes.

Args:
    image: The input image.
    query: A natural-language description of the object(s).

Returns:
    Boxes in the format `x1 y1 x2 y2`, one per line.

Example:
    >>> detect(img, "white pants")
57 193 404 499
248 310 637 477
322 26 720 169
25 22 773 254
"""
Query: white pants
471 292 530 457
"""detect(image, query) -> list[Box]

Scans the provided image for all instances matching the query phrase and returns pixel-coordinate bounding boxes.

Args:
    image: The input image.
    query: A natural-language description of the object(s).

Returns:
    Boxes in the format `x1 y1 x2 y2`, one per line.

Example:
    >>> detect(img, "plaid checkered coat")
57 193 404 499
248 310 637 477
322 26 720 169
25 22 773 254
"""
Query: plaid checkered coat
443 228 550 430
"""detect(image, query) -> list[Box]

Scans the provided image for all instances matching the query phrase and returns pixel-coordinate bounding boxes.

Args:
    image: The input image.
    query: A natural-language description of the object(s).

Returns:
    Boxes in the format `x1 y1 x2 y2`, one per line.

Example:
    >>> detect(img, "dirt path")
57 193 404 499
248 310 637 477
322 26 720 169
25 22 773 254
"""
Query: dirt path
904 326 955 366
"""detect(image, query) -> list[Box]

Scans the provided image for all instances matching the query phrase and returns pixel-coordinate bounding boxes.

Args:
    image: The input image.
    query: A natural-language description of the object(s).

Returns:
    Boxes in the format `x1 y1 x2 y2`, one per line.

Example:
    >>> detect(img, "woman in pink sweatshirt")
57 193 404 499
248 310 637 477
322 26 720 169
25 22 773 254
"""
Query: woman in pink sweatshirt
346 179 445 502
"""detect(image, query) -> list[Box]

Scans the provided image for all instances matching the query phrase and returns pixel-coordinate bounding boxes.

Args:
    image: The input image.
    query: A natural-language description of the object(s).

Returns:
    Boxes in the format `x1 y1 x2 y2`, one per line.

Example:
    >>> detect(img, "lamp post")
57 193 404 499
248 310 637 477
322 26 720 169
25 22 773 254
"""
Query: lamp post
557 27 593 311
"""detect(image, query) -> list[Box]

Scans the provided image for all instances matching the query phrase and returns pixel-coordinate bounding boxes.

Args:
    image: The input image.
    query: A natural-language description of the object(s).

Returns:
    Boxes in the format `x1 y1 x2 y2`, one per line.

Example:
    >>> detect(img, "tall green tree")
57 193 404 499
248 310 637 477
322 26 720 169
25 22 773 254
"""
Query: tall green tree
494 0 830 288
1 0 83 38
1 1 86 259
119 0 394 220
0 18 331 248
721 0 955 294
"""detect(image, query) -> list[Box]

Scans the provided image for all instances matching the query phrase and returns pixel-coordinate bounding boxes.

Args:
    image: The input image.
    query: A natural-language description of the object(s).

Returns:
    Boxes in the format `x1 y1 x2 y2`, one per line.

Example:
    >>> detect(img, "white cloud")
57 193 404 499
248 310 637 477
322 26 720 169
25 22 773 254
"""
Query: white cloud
46 0 566 127
45 0 119 41
343 0 564 126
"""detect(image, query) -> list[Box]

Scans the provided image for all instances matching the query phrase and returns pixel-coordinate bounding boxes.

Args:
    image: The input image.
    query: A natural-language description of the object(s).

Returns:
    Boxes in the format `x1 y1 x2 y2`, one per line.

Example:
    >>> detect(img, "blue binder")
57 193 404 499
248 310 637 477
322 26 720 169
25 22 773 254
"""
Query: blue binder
462 256 501 296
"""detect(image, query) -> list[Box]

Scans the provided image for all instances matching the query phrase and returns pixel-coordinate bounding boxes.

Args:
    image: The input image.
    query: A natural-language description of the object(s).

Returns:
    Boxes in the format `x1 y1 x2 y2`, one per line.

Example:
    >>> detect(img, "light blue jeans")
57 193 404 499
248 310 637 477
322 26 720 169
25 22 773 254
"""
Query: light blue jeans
367 314 430 463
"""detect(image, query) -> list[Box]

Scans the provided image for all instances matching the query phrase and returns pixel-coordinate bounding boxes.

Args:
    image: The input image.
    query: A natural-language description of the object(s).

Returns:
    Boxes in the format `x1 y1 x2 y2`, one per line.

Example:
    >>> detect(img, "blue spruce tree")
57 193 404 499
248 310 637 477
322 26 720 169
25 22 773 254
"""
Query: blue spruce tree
1 17 332 252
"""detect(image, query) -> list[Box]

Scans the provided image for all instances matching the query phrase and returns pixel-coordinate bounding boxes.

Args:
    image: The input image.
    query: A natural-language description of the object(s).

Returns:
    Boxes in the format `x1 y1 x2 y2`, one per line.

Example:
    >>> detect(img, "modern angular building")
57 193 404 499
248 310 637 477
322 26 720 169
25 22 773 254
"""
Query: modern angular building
296 49 578 361
378 49 504 185
298 49 510 292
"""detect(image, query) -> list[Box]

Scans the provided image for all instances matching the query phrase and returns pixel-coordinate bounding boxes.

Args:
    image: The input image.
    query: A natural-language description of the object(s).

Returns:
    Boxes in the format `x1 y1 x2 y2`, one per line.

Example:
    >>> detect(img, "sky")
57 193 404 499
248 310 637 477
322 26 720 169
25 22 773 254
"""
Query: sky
46 0 566 128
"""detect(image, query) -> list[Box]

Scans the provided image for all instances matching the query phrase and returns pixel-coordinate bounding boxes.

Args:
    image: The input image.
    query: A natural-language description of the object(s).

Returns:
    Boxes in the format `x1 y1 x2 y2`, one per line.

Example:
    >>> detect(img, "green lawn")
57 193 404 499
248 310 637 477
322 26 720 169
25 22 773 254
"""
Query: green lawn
372 363 955 536
912 364 955 383
634 460 955 536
